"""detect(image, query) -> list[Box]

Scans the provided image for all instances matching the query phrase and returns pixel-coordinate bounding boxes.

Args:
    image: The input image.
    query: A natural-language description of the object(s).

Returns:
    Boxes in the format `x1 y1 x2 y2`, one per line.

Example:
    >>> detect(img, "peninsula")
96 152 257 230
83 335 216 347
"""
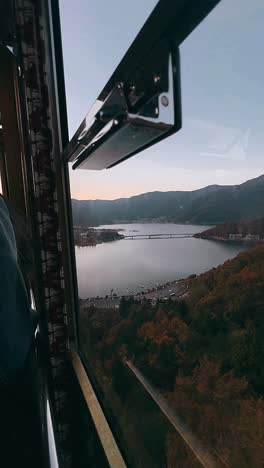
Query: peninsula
74 227 124 246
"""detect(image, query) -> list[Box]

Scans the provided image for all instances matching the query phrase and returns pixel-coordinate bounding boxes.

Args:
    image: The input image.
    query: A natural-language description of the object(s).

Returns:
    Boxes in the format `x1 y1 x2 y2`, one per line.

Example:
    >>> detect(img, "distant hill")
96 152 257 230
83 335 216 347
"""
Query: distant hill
72 174 264 226
195 217 264 241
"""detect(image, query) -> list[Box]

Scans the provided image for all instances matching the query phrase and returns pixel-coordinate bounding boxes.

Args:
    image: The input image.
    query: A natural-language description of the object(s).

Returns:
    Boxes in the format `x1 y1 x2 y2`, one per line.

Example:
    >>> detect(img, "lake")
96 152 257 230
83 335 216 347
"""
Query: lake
75 223 248 298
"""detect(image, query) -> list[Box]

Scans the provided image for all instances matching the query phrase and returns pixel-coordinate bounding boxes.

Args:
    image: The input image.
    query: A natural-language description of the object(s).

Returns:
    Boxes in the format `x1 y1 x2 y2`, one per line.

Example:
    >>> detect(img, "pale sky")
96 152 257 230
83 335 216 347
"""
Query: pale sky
60 0 263 200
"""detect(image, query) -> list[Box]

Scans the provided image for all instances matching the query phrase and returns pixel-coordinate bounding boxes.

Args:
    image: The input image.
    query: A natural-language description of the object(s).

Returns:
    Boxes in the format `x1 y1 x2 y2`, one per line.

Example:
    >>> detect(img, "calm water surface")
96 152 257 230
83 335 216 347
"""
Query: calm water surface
75 223 248 298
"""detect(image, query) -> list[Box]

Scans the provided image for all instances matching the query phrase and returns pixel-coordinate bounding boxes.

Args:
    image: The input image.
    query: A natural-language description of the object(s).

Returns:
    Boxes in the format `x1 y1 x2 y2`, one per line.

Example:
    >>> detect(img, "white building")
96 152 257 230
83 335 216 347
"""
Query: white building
229 233 243 240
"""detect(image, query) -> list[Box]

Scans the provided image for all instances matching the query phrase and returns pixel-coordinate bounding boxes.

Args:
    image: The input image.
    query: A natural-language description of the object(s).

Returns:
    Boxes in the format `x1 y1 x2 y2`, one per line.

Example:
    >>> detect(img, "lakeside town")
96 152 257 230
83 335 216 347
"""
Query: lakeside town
195 232 262 242
79 276 193 310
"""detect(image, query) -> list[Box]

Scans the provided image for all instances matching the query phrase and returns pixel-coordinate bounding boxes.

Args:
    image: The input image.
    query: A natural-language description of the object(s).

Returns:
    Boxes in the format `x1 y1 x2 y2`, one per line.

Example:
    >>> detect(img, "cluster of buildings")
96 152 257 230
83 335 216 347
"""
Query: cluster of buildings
228 233 261 241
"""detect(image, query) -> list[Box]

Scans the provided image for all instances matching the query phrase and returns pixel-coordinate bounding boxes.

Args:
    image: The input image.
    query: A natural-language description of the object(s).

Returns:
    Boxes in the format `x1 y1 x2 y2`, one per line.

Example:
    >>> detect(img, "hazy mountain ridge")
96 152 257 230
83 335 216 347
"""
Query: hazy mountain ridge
72 174 264 226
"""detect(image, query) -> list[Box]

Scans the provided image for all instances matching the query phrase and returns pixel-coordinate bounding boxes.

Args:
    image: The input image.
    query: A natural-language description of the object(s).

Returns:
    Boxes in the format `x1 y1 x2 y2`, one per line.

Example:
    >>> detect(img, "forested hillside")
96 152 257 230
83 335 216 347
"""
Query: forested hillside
195 217 264 240
81 244 264 466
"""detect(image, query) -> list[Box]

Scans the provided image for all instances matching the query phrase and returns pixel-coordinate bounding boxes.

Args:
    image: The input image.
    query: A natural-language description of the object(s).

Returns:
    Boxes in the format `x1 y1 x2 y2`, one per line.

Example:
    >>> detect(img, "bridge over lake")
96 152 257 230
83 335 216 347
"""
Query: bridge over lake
124 233 194 240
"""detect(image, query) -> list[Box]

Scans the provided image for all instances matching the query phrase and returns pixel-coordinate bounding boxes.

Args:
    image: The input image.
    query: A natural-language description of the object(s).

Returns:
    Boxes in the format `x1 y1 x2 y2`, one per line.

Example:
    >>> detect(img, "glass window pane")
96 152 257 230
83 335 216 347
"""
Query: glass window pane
61 1 264 466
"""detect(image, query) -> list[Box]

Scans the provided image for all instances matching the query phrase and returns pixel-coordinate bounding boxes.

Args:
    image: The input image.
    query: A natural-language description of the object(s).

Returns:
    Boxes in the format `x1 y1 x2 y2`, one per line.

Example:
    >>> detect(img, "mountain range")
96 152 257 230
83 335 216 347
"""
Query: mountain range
72 174 264 226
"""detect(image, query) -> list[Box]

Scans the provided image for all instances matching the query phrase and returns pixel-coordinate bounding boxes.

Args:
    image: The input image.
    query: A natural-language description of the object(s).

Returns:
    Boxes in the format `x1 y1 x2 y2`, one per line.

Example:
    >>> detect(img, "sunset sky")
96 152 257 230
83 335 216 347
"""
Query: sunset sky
60 0 263 200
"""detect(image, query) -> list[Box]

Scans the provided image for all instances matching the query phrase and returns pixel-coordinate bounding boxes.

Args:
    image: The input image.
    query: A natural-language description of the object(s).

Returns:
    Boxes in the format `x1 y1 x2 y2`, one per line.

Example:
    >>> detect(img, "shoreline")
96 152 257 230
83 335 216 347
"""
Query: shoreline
194 235 262 245
74 227 125 247
79 276 191 308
